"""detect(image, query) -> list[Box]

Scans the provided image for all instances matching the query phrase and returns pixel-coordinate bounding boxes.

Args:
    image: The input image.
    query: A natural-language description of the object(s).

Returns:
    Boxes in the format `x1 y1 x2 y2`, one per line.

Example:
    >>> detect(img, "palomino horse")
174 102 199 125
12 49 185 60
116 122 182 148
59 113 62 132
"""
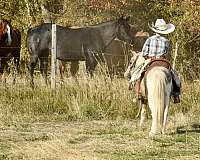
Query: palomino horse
124 52 172 136
0 19 21 78
27 16 133 85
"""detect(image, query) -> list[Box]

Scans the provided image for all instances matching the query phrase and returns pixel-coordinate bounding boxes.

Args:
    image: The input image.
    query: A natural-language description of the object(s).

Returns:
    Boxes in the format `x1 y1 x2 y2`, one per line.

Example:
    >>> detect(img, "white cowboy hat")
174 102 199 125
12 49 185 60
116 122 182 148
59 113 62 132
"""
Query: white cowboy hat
149 19 175 34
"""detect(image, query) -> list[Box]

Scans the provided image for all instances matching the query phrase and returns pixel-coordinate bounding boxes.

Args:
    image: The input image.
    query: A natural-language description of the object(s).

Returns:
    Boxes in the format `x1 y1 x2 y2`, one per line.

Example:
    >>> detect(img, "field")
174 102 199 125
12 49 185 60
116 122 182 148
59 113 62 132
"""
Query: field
0 67 200 159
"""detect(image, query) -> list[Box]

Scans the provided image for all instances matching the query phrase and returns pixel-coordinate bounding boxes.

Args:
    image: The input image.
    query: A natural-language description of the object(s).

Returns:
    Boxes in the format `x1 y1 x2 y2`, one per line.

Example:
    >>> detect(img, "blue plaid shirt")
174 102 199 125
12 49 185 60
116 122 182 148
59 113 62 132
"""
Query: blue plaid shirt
142 34 170 57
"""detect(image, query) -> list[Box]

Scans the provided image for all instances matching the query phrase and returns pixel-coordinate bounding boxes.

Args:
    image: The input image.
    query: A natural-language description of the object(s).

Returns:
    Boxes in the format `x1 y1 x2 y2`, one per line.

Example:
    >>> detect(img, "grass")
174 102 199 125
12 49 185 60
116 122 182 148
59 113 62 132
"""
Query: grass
0 120 200 159
0 66 199 159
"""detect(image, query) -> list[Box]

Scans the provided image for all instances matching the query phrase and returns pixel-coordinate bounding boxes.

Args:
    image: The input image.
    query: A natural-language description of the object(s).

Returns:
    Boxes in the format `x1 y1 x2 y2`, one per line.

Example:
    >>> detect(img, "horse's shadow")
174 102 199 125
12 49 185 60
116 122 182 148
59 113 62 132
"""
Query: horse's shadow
174 123 200 134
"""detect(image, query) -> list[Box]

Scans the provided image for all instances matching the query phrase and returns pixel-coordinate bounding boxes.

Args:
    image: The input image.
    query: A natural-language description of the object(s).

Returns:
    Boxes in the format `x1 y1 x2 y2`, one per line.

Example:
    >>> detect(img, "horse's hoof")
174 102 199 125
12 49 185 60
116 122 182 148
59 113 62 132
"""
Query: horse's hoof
161 130 165 135
149 131 156 138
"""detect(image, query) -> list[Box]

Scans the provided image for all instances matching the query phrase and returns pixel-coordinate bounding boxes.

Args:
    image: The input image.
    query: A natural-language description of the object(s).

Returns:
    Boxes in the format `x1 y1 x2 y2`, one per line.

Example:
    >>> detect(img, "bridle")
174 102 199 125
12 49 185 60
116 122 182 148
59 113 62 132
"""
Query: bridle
116 20 132 43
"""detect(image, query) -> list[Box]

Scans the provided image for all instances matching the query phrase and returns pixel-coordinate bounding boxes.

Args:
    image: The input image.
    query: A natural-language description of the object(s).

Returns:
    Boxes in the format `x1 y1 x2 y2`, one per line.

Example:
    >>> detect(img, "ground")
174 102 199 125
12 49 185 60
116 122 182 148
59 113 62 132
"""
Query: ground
0 118 200 160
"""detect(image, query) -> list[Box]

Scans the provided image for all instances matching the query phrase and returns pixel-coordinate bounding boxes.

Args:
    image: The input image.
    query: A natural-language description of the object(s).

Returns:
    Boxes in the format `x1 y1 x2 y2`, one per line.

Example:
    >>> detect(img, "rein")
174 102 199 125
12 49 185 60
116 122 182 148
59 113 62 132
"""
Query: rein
129 54 139 70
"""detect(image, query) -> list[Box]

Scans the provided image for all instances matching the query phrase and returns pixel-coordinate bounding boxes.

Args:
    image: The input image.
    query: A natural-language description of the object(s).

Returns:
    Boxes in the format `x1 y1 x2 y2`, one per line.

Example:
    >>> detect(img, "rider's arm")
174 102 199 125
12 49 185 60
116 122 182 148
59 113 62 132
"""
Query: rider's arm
141 38 150 57
165 40 172 61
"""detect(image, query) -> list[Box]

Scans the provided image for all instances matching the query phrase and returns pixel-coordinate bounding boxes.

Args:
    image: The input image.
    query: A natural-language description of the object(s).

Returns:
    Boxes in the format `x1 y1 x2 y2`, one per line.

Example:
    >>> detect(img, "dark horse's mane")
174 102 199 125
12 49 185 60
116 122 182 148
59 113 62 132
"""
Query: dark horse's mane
27 23 51 32
27 19 117 32
0 19 12 28
1 19 10 23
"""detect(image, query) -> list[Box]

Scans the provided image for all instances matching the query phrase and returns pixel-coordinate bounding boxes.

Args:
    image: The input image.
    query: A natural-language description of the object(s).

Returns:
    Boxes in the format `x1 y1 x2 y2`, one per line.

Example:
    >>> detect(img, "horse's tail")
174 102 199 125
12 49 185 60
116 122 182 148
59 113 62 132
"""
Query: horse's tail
147 67 168 132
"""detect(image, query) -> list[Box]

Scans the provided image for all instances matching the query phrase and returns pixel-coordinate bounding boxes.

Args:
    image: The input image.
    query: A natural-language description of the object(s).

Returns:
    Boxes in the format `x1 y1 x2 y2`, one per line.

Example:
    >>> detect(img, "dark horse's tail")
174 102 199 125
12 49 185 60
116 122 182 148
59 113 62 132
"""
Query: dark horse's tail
26 27 38 56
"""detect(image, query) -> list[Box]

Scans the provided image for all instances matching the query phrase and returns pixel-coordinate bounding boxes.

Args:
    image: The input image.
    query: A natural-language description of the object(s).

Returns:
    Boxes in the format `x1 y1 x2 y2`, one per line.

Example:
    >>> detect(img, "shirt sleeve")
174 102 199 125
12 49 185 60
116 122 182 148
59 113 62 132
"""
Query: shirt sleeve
141 38 150 56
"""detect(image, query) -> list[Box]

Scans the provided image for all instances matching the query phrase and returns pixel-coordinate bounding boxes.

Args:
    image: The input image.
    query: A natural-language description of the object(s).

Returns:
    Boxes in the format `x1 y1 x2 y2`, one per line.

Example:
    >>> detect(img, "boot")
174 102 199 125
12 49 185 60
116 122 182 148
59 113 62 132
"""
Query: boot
128 83 133 90
173 95 180 104
134 80 142 100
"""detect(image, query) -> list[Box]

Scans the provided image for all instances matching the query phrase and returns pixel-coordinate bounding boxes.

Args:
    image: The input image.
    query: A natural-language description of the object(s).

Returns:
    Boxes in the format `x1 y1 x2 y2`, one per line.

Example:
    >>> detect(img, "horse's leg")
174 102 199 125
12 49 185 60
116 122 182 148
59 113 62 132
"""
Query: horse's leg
140 103 147 128
39 57 48 85
162 104 169 134
58 60 65 81
85 53 98 77
12 55 20 84
28 55 38 86
13 50 20 73
162 85 171 134
86 61 97 77
11 29 21 84
0 58 6 82
70 61 79 77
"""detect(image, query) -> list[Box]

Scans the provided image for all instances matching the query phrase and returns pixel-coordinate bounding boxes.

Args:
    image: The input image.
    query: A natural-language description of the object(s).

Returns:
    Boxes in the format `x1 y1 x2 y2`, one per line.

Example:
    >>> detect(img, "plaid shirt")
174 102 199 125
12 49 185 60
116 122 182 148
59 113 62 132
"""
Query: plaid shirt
142 34 170 57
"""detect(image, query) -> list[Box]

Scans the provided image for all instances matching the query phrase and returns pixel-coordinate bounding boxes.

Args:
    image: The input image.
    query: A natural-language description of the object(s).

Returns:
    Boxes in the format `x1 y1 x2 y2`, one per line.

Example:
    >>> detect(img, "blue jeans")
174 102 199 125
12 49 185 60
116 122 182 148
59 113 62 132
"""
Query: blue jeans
171 69 181 97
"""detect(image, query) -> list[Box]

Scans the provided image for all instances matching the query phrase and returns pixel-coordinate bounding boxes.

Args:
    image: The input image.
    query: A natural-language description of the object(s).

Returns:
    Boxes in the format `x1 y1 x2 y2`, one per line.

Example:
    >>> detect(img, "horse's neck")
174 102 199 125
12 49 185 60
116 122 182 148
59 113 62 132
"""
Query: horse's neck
95 21 118 48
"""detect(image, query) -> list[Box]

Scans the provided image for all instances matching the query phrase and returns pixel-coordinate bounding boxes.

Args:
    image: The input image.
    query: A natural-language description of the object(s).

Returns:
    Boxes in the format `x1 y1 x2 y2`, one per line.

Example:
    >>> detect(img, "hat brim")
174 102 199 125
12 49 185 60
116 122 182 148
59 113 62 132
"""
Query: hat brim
150 23 175 34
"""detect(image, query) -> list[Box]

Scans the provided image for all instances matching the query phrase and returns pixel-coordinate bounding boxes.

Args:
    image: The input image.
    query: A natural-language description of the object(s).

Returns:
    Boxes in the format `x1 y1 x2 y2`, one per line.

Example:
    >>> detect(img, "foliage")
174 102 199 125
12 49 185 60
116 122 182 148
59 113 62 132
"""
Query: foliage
0 0 200 79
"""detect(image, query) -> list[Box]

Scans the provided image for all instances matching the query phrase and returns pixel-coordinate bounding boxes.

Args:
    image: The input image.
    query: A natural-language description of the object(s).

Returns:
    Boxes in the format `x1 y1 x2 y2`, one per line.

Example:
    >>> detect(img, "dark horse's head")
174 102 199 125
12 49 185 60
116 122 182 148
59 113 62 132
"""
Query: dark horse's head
0 19 12 45
116 16 134 44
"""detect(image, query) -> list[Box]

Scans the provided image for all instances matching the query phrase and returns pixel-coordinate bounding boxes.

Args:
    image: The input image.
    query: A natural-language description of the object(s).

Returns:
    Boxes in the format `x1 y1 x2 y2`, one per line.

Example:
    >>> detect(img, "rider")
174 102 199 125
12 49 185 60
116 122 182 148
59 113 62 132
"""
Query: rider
135 18 181 103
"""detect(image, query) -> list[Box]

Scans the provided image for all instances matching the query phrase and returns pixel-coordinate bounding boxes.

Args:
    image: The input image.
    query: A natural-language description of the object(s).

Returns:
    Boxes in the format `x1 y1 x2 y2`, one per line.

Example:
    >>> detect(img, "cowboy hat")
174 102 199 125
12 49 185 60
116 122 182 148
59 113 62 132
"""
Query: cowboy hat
149 19 175 34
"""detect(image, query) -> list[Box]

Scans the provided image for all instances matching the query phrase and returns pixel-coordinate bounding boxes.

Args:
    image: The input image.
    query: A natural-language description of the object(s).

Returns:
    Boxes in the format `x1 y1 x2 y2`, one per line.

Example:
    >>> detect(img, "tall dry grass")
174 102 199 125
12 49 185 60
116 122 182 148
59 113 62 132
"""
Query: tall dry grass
0 62 199 128
0 68 136 127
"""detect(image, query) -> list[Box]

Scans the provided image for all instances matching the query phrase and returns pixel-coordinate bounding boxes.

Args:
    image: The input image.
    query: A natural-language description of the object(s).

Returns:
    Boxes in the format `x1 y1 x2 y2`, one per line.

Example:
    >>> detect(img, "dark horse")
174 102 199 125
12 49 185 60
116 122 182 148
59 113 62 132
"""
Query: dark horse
58 31 149 79
0 19 21 78
27 16 133 85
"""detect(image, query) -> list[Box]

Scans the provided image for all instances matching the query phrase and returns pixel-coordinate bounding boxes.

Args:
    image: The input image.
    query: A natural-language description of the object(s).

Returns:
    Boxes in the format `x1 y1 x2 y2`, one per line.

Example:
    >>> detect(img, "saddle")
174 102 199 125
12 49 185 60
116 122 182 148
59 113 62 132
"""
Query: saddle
142 58 171 76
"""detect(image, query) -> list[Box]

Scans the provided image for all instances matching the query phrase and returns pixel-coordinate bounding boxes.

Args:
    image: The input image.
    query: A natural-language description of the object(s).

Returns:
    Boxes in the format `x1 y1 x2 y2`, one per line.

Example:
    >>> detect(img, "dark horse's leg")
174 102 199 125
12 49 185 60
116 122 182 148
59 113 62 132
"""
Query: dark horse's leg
12 28 21 84
0 58 8 82
39 56 48 85
13 29 21 73
13 51 20 73
28 55 38 86
70 61 79 77
58 60 65 81
85 51 98 77
12 52 20 84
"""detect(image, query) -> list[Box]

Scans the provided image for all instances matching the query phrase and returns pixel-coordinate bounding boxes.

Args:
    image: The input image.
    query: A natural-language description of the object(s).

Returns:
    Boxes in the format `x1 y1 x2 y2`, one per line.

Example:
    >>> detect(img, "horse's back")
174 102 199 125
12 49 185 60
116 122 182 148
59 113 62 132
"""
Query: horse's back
56 26 105 60
142 67 172 97
147 67 171 81
27 23 99 60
